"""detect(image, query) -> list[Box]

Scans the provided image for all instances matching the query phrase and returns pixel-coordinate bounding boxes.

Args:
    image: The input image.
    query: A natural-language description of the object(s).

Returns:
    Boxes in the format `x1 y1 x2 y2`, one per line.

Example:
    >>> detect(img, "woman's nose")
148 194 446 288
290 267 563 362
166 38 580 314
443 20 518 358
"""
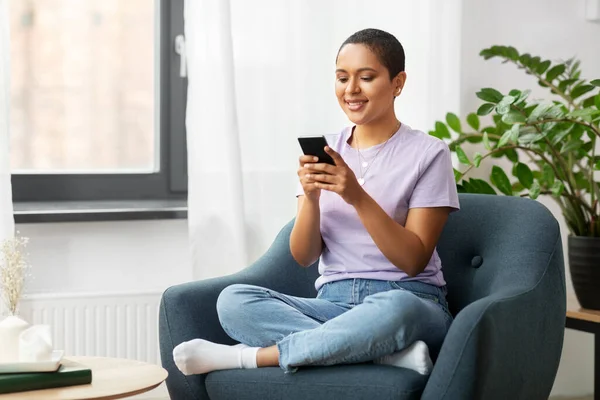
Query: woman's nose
345 78 360 94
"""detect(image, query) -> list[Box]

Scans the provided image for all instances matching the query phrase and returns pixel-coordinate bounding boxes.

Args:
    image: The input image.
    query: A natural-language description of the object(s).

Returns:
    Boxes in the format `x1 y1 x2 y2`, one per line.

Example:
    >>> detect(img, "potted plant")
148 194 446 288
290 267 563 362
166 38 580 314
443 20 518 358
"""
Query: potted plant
430 45 600 310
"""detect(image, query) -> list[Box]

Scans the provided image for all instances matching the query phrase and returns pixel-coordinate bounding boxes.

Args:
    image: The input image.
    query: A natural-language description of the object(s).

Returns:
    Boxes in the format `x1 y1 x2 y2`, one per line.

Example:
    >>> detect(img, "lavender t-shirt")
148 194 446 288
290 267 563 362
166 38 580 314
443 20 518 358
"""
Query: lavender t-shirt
296 123 460 290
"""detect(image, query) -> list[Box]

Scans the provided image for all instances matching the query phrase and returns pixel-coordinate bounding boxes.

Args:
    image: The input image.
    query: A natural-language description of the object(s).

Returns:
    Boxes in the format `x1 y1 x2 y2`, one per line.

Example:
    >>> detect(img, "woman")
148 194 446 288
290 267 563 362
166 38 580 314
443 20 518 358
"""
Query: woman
173 28 459 376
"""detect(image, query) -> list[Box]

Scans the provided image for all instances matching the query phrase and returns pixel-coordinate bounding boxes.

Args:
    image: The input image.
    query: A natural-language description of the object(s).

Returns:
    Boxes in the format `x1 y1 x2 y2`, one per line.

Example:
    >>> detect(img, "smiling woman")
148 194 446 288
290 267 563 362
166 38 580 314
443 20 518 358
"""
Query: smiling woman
173 28 461 379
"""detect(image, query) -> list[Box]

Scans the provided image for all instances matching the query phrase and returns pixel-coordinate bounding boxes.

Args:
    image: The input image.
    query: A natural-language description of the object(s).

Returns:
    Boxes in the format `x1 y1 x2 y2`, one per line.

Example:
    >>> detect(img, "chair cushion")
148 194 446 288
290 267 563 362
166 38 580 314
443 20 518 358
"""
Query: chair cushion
205 364 428 400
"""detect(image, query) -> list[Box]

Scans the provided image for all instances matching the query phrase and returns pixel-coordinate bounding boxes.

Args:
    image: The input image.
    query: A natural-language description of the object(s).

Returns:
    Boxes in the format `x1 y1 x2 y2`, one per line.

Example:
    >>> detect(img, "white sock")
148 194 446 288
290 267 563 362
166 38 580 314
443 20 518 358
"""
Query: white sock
173 338 259 375
374 340 433 375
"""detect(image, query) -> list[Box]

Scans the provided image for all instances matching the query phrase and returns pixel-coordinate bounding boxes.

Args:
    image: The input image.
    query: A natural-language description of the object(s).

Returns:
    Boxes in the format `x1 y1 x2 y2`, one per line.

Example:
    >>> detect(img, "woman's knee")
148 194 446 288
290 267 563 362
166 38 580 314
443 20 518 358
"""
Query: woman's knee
367 290 426 326
370 289 449 350
216 284 264 325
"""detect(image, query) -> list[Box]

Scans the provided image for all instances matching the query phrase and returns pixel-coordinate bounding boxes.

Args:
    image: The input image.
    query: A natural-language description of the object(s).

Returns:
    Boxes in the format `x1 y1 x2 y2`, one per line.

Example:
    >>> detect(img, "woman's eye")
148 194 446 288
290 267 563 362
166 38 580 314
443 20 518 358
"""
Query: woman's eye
361 76 373 81
337 77 348 83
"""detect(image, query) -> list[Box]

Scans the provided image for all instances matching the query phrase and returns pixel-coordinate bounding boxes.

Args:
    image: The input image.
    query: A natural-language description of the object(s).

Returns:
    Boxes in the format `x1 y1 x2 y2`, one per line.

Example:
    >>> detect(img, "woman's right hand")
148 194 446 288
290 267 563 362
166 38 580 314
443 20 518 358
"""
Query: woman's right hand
298 155 321 201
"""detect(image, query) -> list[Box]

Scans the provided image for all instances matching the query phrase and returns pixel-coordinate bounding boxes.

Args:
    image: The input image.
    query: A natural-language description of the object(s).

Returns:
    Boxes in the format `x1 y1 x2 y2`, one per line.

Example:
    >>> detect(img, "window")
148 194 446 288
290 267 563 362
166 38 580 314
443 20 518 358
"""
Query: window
9 0 187 202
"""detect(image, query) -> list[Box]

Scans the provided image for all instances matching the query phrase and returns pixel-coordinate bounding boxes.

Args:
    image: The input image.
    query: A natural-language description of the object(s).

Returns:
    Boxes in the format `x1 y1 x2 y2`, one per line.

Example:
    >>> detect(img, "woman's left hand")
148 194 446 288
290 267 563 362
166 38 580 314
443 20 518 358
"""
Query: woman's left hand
303 147 365 206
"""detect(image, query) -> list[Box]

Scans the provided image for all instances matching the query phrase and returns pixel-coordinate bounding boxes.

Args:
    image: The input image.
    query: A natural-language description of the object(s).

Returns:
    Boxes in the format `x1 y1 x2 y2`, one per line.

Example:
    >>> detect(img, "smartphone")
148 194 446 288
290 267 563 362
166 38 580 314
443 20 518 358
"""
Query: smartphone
297 135 336 165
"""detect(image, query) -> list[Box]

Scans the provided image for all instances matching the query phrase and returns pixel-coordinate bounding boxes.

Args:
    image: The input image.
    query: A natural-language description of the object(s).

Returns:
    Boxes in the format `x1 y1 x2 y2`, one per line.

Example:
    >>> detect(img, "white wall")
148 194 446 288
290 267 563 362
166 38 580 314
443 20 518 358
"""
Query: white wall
460 0 599 396
16 220 192 295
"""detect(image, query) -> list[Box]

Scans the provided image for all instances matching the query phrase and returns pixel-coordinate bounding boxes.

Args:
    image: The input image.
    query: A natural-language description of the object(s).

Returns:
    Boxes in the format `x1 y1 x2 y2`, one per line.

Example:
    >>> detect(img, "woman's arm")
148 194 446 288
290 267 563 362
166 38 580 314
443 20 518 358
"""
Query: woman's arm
352 193 451 276
289 195 323 267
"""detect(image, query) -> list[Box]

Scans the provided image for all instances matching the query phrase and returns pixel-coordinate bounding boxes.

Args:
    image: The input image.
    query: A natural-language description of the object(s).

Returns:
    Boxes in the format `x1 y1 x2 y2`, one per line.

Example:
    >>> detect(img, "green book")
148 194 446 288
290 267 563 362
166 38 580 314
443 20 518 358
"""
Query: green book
0 359 92 395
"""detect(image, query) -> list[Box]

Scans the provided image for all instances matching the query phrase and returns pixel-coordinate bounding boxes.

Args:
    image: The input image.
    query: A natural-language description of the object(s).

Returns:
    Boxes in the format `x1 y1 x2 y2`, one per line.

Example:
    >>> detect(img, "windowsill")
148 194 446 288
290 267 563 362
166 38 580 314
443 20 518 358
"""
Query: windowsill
13 199 188 224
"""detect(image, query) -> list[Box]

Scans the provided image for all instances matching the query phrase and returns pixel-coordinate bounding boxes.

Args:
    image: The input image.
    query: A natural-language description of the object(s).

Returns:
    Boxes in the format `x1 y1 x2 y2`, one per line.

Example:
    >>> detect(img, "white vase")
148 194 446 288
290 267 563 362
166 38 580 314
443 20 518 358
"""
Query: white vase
0 315 30 363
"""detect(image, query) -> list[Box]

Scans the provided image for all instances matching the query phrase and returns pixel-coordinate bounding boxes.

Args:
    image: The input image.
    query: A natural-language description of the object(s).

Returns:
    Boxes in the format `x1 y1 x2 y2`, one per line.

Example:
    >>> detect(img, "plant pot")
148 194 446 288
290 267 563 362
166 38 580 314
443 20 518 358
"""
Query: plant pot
568 235 600 310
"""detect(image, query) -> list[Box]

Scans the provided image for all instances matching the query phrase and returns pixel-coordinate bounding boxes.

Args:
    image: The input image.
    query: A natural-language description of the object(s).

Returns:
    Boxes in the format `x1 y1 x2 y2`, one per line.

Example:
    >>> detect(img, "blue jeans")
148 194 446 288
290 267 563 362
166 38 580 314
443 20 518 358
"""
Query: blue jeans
216 278 453 373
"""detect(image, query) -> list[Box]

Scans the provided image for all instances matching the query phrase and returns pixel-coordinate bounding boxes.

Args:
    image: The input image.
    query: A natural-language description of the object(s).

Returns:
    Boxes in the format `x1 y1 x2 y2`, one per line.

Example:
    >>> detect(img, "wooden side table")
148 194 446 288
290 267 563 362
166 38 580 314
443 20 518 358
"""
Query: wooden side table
0 356 168 400
566 306 600 400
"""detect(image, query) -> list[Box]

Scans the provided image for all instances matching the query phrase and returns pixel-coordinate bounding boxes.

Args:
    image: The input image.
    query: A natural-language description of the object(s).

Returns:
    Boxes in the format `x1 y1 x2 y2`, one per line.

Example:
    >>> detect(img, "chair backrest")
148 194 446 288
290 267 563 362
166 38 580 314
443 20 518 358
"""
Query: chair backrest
437 193 563 315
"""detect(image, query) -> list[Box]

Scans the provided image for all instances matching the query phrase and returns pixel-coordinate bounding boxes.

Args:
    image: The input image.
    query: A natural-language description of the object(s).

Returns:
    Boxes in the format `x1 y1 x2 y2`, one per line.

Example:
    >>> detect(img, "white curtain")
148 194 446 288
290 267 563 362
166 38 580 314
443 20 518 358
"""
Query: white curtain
0 0 14 244
185 0 463 280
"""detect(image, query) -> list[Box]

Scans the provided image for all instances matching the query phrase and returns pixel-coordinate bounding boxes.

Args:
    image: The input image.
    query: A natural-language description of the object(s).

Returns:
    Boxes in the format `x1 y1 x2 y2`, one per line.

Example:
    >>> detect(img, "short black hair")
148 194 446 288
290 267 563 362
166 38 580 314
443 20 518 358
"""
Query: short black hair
337 28 405 80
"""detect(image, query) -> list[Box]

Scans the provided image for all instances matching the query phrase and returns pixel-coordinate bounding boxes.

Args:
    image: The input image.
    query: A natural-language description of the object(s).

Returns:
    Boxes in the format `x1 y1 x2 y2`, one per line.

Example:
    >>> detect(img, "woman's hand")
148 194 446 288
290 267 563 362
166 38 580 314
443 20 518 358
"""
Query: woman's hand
297 155 322 202
303 147 365 206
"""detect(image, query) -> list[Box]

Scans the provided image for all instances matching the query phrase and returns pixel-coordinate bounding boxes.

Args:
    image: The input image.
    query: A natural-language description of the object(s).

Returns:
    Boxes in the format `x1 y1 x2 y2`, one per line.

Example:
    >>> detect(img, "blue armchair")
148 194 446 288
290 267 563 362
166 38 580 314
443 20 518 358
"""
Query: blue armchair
159 193 566 400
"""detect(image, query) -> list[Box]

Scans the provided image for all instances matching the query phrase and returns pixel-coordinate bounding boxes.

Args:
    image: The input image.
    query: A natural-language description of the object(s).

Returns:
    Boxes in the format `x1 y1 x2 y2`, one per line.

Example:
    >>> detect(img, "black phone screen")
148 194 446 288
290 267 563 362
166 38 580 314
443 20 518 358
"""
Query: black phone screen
297 136 336 165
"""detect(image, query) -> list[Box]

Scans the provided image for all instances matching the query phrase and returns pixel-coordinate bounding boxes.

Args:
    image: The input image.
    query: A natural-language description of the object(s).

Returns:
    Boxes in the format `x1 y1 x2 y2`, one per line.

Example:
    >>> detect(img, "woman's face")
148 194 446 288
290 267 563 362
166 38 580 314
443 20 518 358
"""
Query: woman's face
335 44 405 126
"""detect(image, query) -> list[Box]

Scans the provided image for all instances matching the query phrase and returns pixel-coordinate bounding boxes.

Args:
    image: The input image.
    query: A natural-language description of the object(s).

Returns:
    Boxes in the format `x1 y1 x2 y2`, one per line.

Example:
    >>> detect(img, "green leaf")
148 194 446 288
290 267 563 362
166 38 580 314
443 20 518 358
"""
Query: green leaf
496 102 511 115
466 113 480 131
435 121 451 139
582 96 597 108
558 78 579 93
561 139 583 154
476 88 504 104
574 172 590 191
551 125 574 145
516 89 532 105
551 181 564 197
502 111 527 124
591 79 600 87
542 164 555 185
536 60 551 74
512 182 525 192
595 159 600 170
473 152 483 168
528 102 553 122
465 135 483 144
480 49 494 61
529 180 541 200
429 130 444 139
455 145 471 165
506 46 519 61
595 94 600 110
496 95 517 116
496 103 510 116
477 103 496 116
505 149 519 162
490 166 513 196
446 113 462 133
514 162 534 189
497 129 513 148
453 168 463 182
483 132 492 150
519 53 531 66
546 64 566 81
518 133 545 145
568 108 599 118
461 180 475 193
509 124 520 142
470 178 497 195
570 84 595 99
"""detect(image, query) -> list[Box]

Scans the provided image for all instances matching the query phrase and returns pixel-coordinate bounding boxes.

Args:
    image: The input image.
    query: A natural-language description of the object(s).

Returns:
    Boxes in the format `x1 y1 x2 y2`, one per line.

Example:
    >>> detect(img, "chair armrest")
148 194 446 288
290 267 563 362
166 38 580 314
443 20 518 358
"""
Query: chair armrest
422 241 566 400
159 219 318 399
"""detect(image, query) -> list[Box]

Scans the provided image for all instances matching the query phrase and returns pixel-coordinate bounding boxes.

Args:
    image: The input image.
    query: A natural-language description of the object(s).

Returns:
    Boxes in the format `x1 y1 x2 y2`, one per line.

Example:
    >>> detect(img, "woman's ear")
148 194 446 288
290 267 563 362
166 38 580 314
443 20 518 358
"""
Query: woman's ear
394 71 407 97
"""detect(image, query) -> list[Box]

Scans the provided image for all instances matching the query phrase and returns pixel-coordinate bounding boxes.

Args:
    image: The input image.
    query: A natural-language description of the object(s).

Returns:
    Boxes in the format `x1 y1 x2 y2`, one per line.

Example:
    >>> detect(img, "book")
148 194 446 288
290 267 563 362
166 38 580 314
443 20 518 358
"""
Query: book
0 359 92 394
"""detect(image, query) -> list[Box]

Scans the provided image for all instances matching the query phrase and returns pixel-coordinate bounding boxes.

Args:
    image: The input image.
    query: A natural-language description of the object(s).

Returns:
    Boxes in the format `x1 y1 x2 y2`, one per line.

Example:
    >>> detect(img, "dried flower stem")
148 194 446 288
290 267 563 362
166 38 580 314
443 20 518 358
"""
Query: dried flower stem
0 235 31 315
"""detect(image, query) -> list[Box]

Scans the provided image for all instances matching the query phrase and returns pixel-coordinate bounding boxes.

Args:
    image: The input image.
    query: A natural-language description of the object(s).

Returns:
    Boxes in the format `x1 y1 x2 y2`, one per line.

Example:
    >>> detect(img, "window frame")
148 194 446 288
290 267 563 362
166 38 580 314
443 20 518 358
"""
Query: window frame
11 0 187 202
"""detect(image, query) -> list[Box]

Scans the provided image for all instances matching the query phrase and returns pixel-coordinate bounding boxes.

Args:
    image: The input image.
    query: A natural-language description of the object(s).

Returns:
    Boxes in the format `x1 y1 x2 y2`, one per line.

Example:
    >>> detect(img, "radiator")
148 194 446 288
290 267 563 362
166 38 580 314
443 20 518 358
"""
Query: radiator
17 291 163 364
